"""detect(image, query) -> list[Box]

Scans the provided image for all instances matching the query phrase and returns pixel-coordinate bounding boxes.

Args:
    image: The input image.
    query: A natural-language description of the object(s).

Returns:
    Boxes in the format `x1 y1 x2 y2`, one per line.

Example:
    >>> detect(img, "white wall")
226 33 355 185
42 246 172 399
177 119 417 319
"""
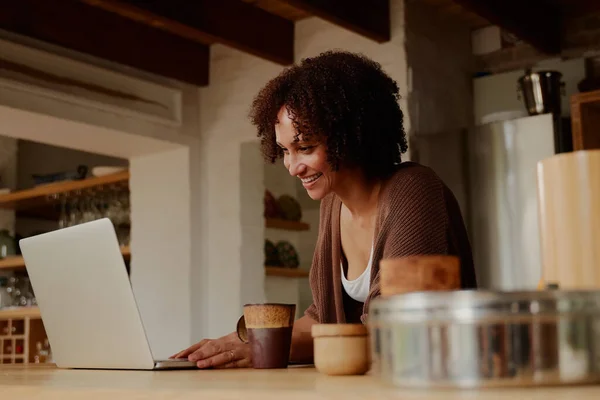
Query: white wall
403 0 475 217
474 58 586 124
405 0 474 138
129 148 192 356
239 141 267 309
197 45 282 339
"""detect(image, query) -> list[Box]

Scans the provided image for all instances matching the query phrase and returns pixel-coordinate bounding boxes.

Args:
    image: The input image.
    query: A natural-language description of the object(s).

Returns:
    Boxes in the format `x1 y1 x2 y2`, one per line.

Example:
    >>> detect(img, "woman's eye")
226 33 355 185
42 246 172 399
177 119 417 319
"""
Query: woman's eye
298 146 314 153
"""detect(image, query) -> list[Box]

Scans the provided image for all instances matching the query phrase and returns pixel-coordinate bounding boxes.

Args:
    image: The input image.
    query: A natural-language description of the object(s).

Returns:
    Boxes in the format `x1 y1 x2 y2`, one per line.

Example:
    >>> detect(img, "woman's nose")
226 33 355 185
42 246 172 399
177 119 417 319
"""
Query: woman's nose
287 156 306 177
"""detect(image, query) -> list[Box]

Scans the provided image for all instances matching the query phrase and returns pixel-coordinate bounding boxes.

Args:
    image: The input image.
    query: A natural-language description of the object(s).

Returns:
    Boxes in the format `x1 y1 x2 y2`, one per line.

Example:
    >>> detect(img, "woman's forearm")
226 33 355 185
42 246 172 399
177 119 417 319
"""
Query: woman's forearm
289 315 317 364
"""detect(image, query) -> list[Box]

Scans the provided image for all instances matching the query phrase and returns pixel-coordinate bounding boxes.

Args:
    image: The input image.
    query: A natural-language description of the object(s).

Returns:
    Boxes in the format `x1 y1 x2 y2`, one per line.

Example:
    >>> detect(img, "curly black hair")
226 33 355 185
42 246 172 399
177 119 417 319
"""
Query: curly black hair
249 50 408 181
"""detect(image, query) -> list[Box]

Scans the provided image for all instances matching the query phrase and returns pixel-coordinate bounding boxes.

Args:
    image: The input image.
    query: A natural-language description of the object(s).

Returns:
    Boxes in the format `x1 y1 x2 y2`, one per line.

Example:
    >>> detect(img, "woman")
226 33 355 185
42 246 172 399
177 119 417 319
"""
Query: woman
171 50 477 368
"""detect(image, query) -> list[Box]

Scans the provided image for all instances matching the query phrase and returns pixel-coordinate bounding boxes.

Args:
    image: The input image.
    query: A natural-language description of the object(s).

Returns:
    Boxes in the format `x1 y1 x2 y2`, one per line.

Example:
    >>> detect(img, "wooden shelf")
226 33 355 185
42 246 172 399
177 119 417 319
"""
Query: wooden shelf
0 245 131 270
121 245 131 257
0 171 129 219
0 256 26 270
265 218 310 231
571 89 600 105
0 307 41 319
265 266 309 278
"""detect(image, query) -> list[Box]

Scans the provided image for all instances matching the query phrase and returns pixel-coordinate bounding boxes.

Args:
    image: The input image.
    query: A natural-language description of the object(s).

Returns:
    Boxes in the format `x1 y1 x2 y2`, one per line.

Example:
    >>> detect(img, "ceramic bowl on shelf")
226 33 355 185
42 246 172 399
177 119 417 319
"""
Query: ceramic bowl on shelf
277 194 302 221
275 241 299 268
264 239 281 266
91 166 126 177
32 165 88 186
264 190 282 219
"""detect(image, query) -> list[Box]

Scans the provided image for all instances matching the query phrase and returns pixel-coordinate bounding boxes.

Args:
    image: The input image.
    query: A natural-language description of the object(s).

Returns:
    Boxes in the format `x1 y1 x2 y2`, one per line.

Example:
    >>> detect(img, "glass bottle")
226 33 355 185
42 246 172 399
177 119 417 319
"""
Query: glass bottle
0 277 10 308
0 230 15 259
34 340 52 363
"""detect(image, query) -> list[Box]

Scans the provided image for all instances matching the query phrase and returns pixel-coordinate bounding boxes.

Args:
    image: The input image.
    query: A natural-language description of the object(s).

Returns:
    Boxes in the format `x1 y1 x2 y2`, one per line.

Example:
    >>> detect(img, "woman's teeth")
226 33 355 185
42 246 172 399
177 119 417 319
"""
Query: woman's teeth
301 173 322 183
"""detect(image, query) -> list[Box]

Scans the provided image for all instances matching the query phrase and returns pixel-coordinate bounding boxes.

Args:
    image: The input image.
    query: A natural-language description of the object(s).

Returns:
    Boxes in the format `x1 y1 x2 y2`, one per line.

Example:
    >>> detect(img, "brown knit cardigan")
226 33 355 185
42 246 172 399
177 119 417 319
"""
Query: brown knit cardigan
304 162 477 324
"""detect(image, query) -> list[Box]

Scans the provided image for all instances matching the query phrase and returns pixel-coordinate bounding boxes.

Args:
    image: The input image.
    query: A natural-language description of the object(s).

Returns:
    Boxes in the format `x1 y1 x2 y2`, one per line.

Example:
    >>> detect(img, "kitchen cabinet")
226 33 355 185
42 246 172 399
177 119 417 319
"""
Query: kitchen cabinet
0 307 47 364
571 89 600 150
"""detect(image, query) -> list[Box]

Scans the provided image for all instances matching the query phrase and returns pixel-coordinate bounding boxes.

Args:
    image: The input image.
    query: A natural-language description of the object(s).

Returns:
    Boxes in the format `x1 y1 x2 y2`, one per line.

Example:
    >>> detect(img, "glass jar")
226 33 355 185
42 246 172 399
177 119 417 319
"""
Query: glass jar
0 276 11 308
0 230 16 259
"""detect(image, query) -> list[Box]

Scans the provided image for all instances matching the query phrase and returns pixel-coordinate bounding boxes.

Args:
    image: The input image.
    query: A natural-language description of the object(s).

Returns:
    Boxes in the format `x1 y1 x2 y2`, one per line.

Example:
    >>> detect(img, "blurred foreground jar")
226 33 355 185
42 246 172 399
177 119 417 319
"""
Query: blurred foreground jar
537 150 600 289
368 290 600 388
372 255 461 374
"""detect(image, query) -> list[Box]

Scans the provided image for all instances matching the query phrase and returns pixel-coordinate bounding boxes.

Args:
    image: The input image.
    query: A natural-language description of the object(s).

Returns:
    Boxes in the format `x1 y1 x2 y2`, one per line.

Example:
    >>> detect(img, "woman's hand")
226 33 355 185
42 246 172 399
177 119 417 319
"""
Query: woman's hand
170 332 252 369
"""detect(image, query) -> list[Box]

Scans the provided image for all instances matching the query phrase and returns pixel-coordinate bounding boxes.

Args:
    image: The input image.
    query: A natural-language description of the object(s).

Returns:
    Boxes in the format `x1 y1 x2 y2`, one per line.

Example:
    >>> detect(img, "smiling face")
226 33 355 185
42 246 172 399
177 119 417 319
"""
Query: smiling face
275 106 336 200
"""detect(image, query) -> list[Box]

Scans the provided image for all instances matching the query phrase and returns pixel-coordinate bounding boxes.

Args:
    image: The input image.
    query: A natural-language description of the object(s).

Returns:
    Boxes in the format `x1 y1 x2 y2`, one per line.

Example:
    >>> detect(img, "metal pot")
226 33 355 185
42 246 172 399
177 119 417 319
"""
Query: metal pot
367 290 600 388
517 69 565 115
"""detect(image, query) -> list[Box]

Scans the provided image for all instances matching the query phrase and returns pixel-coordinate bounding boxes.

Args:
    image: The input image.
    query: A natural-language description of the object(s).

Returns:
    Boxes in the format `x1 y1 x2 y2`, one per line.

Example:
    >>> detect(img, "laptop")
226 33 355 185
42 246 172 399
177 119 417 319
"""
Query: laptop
19 218 196 370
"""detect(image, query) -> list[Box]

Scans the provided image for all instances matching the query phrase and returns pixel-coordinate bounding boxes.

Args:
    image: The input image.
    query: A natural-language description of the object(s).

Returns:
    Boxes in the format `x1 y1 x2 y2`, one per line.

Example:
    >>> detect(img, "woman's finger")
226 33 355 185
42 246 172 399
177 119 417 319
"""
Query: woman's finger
195 349 237 369
170 340 207 359
188 340 223 362
170 339 209 359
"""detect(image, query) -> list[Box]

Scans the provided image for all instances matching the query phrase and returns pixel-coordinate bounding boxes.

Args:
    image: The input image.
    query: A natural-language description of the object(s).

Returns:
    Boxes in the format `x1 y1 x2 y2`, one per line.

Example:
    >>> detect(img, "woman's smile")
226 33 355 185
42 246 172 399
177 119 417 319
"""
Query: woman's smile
300 172 323 187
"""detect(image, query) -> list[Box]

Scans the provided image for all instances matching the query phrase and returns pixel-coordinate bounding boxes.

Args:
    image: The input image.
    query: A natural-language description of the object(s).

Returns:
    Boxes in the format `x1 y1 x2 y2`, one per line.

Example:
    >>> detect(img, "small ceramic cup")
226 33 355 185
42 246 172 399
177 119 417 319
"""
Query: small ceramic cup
311 323 370 376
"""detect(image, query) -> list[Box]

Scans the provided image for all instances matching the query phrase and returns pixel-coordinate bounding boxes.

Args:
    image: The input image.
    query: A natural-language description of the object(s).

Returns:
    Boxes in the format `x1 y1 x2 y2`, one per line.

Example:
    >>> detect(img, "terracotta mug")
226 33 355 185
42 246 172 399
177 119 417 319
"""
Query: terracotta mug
379 255 461 296
236 303 295 369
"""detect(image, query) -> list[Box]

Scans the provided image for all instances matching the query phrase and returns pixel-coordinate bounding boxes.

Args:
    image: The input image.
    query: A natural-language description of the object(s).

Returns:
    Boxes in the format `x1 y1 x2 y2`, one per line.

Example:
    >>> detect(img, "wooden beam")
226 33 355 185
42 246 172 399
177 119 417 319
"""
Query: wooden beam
452 0 561 54
575 0 600 14
279 0 390 43
548 0 600 16
82 0 295 65
0 0 209 85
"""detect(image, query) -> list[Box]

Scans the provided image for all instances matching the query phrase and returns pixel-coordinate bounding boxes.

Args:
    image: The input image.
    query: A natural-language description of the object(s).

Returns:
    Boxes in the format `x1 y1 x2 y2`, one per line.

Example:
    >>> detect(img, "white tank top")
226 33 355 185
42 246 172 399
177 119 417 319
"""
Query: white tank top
341 246 373 303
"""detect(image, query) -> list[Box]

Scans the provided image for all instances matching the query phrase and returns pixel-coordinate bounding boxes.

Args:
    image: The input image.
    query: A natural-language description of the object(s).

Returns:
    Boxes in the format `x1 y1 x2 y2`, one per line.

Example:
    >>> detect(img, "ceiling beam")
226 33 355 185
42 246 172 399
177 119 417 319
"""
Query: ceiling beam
279 0 390 43
452 0 561 54
555 0 600 16
82 0 295 65
0 0 209 85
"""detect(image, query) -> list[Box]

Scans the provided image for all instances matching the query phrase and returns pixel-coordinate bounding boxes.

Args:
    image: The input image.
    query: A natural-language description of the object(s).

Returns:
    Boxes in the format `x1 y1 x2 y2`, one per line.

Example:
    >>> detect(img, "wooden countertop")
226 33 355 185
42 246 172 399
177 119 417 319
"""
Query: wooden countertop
2 364 600 399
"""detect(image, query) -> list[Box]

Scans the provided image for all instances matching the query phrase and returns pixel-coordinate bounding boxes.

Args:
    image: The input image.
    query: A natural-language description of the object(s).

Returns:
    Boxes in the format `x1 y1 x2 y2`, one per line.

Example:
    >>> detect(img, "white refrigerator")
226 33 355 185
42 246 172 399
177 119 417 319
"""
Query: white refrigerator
467 113 556 290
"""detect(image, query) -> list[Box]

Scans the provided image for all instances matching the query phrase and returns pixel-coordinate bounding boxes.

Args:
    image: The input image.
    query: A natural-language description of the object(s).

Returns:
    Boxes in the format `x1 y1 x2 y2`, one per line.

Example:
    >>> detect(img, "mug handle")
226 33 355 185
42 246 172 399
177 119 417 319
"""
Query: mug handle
236 315 248 343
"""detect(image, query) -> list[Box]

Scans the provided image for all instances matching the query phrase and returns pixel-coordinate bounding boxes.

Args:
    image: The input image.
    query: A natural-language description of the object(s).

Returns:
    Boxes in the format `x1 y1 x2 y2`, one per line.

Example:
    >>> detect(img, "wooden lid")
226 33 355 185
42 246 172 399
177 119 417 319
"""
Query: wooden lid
311 323 368 338
243 303 295 329
379 255 461 297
